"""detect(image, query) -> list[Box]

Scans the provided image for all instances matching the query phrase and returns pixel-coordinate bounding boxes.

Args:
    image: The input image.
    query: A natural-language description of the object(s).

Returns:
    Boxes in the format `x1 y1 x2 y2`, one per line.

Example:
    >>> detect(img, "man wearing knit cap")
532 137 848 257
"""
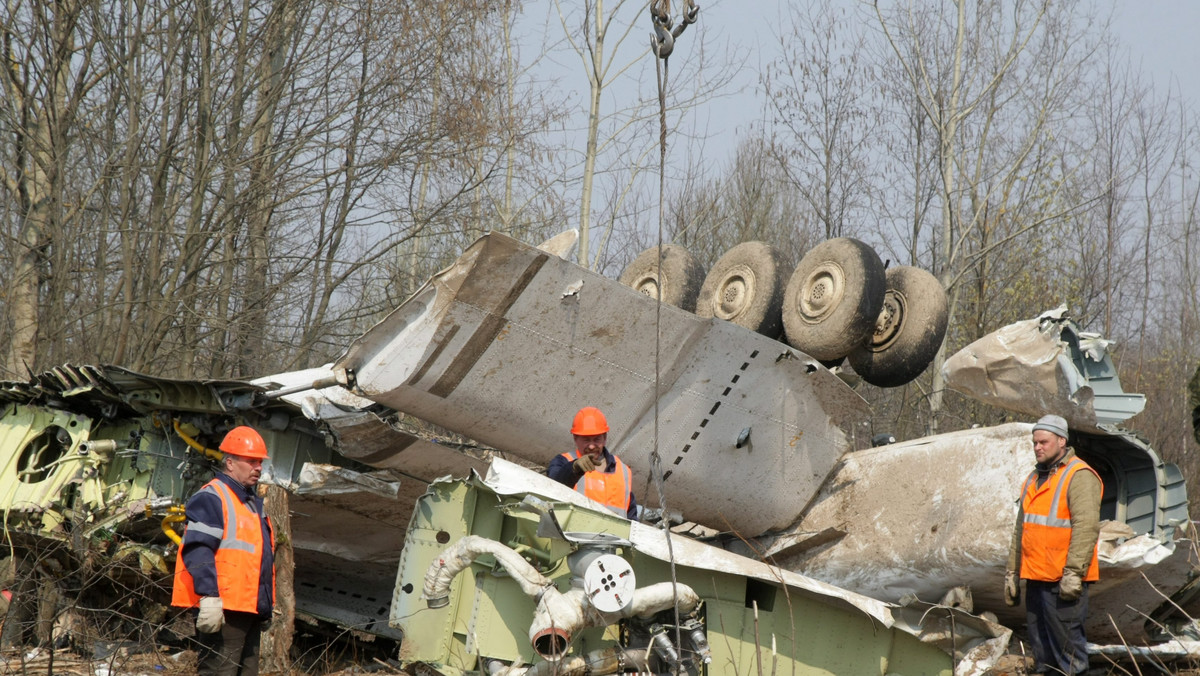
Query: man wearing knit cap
1005 414 1102 675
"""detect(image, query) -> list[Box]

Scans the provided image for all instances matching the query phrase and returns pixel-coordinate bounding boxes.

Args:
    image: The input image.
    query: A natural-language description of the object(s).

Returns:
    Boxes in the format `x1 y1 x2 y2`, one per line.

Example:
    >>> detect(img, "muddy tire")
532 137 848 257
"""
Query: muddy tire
848 266 949 388
782 238 886 361
618 244 705 312
695 241 788 336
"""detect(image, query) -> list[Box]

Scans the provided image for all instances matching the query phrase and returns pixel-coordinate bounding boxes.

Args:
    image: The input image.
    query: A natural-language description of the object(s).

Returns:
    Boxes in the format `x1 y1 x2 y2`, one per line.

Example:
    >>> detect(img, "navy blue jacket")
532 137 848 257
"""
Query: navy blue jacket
179 472 274 618
547 447 639 520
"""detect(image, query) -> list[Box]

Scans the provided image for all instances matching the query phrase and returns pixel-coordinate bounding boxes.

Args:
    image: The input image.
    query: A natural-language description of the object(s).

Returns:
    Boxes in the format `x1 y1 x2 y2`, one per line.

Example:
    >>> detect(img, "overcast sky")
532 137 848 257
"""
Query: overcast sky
660 0 1200 160
1109 1 1200 101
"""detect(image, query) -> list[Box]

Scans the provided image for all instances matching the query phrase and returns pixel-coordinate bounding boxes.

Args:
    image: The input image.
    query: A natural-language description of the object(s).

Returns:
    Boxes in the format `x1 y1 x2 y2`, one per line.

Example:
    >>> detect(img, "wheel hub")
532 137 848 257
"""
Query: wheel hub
715 265 755 320
634 275 660 299
798 263 845 323
868 291 905 351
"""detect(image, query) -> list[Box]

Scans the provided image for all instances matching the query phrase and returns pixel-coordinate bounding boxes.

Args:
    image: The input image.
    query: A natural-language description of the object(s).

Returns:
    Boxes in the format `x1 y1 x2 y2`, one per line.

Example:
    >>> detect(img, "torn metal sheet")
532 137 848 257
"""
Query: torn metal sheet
253 366 488 479
294 464 401 499
395 459 1010 676
336 232 870 536
942 307 1145 430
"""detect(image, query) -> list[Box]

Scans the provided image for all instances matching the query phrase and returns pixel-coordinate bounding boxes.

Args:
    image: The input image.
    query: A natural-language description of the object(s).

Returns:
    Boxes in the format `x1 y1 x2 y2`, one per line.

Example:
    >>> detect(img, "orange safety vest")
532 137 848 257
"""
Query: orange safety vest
560 451 633 515
172 479 275 612
1019 457 1101 582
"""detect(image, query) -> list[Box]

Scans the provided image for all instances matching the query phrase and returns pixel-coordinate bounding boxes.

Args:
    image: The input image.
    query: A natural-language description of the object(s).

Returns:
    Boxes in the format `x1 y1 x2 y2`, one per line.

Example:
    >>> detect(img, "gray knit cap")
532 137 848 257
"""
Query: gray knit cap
1032 414 1069 439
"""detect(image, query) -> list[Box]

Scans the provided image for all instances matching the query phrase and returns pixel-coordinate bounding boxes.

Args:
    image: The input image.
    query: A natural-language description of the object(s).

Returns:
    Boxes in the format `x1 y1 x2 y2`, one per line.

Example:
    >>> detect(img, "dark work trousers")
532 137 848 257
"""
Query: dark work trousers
1025 580 1089 675
197 610 263 676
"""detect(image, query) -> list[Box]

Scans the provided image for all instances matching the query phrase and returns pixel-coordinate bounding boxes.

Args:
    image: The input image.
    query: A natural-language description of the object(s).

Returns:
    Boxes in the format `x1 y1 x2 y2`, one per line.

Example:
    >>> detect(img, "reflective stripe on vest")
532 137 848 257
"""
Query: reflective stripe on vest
1020 457 1101 582
171 479 275 612
559 451 632 515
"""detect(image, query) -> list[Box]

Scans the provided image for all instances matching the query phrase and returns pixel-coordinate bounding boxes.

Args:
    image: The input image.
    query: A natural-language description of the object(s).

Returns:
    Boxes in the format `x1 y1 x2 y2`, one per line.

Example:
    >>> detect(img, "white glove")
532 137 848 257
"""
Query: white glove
1058 569 1083 602
196 596 224 634
1004 570 1020 607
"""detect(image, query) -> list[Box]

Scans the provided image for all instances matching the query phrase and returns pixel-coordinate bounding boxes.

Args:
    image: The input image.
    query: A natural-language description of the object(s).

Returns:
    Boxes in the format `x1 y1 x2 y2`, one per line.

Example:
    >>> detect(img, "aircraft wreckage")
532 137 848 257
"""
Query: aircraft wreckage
0 232 1193 673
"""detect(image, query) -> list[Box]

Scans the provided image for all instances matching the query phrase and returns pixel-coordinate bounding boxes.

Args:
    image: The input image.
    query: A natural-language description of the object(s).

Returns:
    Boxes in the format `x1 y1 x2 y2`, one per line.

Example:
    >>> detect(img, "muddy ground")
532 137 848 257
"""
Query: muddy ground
3 648 1198 675
0 647 411 675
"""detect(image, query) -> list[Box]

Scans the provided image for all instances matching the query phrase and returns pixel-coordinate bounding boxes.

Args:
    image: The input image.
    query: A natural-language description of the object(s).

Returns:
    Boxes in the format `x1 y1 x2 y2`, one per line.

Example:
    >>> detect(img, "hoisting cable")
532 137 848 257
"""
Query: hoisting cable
648 1 697 673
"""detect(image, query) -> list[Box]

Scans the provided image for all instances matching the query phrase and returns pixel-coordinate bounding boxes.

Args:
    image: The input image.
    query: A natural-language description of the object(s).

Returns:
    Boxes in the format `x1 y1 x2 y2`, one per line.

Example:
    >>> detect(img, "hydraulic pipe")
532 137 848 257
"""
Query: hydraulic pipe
261 376 340 400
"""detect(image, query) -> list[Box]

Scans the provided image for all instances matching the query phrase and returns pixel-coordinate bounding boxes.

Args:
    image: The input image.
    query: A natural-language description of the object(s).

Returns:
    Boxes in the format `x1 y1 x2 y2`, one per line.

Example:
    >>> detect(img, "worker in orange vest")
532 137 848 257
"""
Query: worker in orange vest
1004 414 1101 676
172 426 275 676
547 406 641 520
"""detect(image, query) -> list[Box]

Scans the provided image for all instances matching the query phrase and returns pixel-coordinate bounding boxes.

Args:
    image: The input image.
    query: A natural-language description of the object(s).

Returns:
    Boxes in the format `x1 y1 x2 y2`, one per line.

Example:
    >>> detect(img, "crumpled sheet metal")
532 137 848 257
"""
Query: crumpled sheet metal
293 463 401 499
253 365 376 421
254 366 487 479
479 458 1010 676
0 363 266 417
1098 521 1176 568
942 308 1145 431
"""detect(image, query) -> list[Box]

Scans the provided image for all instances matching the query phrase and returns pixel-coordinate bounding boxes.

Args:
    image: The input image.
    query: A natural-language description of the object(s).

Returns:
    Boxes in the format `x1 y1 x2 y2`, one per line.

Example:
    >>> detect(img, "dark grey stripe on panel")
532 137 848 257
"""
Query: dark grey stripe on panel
428 254 549 398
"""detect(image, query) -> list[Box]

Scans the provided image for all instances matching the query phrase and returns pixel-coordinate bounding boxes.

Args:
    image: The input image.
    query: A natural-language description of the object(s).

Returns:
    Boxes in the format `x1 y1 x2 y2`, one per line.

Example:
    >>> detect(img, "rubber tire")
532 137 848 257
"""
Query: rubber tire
618 244 705 312
782 238 886 361
695 241 788 336
848 265 949 388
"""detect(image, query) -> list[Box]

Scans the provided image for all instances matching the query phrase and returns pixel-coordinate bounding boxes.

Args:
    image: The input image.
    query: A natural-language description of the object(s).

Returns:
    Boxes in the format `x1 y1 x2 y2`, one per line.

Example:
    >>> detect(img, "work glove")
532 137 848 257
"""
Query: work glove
640 507 684 525
196 596 225 634
1058 569 1083 602
1003 570 1020 607
573 454 600 474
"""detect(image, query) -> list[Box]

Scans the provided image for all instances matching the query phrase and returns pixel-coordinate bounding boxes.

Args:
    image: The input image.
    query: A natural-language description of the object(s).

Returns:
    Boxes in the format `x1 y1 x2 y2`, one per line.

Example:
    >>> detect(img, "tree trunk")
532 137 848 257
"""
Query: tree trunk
260 484 294 672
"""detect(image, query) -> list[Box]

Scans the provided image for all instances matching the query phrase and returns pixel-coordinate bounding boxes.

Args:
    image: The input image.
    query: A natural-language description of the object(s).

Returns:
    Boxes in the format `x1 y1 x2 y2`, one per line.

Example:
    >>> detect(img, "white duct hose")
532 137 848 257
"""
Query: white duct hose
422 535 701 662
423 535 553 608
530 582 701 659
627 582 700 619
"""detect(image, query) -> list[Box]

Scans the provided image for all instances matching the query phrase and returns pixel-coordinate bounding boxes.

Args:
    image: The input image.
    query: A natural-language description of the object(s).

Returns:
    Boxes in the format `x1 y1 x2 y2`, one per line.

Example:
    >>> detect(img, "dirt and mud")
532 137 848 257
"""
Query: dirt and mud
0 646 414 675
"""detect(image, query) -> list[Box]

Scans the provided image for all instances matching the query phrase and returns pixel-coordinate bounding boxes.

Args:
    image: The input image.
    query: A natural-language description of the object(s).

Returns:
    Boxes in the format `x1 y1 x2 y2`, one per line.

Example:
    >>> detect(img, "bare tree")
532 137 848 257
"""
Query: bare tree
552 0 646 269
0 0 106 377
871 0 1101 429
764 0 878 241
0 0 566 379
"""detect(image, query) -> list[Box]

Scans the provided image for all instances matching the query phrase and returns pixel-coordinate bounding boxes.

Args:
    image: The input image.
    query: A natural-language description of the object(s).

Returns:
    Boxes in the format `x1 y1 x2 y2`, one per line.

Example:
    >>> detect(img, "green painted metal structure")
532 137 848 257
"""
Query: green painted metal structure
391 465 1009 676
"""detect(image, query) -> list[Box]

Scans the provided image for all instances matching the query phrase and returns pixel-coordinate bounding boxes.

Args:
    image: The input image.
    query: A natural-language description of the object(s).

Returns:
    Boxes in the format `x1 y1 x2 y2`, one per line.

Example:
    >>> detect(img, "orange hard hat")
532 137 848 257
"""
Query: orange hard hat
219 426 269 459
571 406 609 436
